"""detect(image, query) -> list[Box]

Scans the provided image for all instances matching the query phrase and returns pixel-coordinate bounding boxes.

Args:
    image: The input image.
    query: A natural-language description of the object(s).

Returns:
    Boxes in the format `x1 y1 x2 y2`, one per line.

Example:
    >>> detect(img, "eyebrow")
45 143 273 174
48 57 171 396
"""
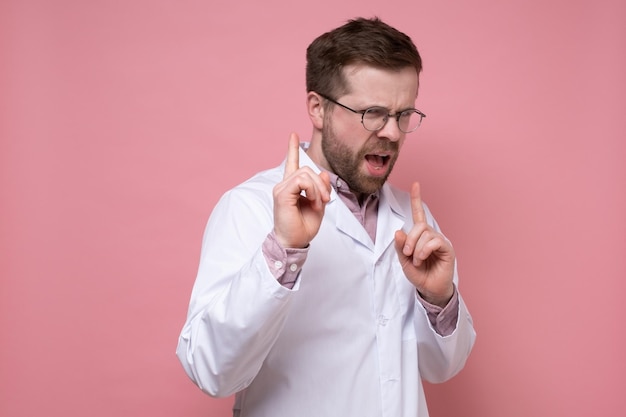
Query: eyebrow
320 93 420 115
363 104 418 114
348 98 417 114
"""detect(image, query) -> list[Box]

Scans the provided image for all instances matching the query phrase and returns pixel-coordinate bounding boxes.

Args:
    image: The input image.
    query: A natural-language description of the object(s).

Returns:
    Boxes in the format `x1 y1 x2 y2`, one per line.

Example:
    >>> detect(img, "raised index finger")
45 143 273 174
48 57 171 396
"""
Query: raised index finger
284 132 300 179
410 182 426 224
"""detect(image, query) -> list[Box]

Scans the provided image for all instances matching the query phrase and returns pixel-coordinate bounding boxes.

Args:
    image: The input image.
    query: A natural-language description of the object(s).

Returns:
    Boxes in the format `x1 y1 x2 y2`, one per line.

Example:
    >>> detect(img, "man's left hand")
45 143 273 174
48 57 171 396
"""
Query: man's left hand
394 182 455 307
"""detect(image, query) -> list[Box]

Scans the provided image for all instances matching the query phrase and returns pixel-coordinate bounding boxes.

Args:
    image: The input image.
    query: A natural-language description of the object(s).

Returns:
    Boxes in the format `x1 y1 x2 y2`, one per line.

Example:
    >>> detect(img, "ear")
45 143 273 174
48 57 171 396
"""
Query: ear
306 91 325 130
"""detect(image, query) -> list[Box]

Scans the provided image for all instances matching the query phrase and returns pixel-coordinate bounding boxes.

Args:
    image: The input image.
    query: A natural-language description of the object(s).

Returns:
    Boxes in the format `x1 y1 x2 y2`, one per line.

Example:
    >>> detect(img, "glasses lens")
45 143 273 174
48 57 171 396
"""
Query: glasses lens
362 108 424 133
362 107 388 131
399 110 423 133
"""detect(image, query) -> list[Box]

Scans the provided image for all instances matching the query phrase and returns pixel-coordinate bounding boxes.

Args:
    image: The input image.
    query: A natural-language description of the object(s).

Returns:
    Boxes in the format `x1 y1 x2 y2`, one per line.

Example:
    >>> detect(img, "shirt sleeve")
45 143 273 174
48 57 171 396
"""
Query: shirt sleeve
262 231 308 289
416 286 460 337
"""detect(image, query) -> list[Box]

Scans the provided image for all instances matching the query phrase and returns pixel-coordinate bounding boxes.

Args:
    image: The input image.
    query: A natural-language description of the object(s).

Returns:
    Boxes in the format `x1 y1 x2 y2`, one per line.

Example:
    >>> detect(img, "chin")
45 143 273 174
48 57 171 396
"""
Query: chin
356 176 388 195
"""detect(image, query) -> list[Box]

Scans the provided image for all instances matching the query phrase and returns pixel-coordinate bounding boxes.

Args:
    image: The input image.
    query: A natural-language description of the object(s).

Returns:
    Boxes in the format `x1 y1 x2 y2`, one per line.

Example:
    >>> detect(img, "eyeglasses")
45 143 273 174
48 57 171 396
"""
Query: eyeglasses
318 93 426 133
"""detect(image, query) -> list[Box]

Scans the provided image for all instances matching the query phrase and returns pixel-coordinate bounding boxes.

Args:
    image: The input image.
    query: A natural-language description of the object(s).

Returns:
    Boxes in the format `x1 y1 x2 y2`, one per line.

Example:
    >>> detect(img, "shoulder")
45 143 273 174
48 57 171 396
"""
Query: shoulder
233 164 283 196
213 164 283 215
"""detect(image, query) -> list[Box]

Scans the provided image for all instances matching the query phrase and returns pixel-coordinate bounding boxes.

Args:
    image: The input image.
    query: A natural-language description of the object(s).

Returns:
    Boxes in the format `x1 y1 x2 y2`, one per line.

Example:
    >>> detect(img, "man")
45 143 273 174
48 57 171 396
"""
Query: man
177 17 476 417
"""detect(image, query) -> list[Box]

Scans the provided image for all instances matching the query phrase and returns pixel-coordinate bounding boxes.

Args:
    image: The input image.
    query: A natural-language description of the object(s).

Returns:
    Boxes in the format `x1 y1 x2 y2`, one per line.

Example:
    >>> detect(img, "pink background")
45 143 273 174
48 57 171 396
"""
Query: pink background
1 0 625 416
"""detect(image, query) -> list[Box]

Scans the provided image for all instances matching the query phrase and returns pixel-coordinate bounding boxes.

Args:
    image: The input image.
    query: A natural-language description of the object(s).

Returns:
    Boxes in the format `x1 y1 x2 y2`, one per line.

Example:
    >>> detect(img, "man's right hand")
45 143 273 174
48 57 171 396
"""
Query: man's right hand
272 133 331 248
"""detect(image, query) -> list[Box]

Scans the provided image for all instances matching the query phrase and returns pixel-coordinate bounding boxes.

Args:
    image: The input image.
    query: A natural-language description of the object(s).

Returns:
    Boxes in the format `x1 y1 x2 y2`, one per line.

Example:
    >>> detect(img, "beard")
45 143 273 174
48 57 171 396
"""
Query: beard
321 119 400 196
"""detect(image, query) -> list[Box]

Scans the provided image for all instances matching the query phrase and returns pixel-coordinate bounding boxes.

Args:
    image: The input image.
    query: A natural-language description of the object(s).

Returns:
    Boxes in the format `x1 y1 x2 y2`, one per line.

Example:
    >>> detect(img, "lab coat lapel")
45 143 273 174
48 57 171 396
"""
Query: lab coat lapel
374 184 407 259
332 196 374 251
329 184 408 256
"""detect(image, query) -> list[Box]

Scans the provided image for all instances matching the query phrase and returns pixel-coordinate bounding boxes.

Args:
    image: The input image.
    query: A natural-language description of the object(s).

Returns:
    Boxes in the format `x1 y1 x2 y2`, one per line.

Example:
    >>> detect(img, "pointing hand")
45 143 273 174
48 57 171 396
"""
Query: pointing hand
272 133 331 248
394 182 455 307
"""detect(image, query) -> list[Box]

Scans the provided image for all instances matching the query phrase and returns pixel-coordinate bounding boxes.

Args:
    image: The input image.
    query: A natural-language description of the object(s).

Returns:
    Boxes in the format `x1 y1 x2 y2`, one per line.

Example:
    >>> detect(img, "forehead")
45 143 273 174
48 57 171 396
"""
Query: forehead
341 64 419 105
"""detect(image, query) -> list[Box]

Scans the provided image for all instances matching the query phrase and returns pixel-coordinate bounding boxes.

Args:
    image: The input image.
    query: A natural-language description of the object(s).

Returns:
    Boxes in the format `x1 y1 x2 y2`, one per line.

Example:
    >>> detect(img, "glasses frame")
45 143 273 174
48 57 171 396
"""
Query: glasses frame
317 92 426 133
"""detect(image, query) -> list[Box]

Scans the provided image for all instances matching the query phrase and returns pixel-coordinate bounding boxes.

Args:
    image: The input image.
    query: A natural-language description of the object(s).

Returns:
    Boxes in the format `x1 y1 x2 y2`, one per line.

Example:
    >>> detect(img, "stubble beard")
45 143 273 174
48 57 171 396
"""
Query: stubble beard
321 120 399 196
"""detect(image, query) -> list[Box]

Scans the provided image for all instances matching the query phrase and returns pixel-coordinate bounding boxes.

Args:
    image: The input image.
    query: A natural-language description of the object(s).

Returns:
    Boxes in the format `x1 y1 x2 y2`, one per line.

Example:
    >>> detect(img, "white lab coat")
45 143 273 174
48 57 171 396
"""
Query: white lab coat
177 144 476 417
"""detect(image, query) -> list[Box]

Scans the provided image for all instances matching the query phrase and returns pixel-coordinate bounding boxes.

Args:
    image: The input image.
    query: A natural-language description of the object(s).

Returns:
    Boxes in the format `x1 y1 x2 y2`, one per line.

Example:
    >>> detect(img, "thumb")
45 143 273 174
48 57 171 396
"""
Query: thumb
319 171 332 195
394 230 408 259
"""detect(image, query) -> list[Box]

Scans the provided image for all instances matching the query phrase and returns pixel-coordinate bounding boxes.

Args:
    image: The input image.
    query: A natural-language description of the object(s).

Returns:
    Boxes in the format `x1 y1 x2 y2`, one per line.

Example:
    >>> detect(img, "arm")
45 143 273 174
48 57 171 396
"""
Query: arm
177 134 331 397
414 261 476 383
176 188 296 397
394 183 476 382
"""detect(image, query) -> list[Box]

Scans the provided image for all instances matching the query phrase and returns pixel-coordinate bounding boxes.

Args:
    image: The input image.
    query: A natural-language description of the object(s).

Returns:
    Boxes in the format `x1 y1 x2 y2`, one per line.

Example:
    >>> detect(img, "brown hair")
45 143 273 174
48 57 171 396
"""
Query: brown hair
305 17 422 97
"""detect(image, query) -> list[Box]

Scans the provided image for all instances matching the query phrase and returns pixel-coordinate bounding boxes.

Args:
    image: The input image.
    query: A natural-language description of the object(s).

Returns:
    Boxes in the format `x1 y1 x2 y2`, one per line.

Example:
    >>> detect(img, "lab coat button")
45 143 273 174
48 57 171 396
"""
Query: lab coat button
378 315 388 326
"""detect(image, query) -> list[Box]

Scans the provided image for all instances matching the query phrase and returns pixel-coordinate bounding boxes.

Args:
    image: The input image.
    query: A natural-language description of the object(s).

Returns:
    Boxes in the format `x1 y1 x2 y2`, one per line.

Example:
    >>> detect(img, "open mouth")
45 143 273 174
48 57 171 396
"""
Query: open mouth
365 154 391 172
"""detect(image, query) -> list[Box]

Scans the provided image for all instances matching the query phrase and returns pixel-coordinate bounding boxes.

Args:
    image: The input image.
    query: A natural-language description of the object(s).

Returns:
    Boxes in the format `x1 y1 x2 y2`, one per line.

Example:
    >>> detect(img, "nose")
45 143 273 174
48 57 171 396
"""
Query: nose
375 117 403 142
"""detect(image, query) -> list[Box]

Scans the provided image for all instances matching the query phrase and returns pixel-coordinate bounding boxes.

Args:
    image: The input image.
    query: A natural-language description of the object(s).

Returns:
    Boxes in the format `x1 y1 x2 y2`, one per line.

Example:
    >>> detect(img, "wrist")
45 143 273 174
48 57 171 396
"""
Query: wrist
272 229 309 249
417 285 455 308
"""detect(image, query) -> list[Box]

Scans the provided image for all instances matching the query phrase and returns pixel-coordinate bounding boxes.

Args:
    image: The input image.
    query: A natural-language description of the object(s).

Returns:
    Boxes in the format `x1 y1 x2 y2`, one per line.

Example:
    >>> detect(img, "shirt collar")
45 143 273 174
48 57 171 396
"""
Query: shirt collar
324 169 380 208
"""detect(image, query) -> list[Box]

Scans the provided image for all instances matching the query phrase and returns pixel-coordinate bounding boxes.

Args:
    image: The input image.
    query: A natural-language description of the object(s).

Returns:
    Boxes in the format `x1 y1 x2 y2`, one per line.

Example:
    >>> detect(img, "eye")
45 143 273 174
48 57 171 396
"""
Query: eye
399 110 415 120
398 110 423 132
363 107 388 120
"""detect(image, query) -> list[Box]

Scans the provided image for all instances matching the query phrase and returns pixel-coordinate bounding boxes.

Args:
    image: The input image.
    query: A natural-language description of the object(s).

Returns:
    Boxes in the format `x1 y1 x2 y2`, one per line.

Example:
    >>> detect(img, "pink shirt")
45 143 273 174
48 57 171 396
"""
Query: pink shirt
262 171 459 336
